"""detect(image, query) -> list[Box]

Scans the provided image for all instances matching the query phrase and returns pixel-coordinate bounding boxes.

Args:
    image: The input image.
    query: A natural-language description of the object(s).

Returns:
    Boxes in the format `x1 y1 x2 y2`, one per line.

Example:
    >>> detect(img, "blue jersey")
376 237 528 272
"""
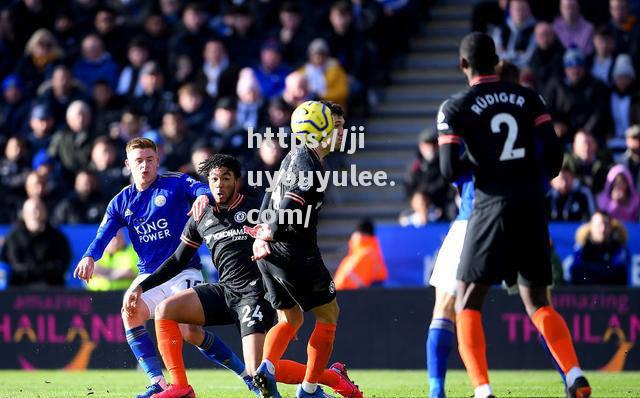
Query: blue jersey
454 175 474 221
84 172 211 274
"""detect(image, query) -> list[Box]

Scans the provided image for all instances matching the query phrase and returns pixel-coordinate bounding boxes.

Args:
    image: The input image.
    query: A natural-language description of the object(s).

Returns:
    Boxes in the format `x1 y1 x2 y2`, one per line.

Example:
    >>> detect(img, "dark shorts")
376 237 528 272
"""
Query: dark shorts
257 252 336 312
193 283 275 337
457 199 552 287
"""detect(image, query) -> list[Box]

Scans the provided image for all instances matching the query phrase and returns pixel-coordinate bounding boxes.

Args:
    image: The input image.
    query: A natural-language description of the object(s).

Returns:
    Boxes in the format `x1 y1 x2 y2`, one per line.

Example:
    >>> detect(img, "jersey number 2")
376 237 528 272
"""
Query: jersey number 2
491 113 525 161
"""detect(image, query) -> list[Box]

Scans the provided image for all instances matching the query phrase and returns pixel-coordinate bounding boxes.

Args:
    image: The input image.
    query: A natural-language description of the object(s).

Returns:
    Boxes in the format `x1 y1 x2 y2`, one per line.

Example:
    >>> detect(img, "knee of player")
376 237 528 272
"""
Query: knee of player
121 305 145 326
433 295 456 320
278 307 304 329
154 300 174 320
180 324 204 345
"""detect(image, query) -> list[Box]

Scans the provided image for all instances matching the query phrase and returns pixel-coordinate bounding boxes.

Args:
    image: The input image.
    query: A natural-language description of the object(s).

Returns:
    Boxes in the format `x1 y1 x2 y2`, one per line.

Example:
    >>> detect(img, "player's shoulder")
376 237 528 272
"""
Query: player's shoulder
292 147 321 170
240 194 261 210
439 90 467 113
159 171 185 180
110 184 134 207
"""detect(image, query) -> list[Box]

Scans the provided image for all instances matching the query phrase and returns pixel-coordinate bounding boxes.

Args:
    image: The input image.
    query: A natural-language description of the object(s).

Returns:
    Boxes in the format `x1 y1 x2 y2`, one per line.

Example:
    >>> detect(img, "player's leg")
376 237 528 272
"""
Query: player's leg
122 278 166 398
456 281 493 398
427 219 466 398
301 298 339 396
520 285 590 398
427 289 456 398
151 289 203 398
276 360 362 398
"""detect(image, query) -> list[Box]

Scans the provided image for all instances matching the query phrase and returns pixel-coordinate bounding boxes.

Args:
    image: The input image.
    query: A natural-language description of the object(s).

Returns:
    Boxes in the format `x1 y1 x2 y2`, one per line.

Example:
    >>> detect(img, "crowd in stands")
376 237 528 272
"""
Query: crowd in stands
403 0 640 285
0 0 426 288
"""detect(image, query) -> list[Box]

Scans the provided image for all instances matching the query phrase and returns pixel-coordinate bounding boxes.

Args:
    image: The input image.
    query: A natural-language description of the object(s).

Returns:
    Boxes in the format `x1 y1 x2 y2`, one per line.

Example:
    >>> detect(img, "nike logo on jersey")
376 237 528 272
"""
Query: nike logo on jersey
204 234 213 244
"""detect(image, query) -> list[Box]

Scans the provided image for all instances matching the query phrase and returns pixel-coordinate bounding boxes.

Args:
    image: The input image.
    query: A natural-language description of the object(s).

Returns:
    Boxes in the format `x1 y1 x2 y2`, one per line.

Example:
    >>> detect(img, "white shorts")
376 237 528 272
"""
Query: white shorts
125 268 204 319
429 220 467 296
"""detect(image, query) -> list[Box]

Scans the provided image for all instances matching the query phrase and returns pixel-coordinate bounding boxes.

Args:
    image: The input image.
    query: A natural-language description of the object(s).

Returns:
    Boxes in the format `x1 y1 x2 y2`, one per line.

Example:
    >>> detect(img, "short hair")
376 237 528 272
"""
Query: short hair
495 60 520 83
197 154 241 178
320 100 344 117
126 137 157 153
356 218 375 235
459 32 499 74
331 1 351 14
594 25 614 38
178 82 201 97
66 100 91 119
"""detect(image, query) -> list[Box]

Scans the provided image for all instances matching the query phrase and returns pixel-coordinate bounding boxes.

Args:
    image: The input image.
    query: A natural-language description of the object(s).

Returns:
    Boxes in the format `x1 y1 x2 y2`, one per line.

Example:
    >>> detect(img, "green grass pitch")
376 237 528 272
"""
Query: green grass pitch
0 370 639 398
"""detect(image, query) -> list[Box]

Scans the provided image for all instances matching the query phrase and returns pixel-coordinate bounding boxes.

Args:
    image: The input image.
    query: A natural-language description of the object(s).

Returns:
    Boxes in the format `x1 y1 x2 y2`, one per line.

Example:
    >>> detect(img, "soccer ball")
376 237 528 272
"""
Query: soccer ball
291 100 334 146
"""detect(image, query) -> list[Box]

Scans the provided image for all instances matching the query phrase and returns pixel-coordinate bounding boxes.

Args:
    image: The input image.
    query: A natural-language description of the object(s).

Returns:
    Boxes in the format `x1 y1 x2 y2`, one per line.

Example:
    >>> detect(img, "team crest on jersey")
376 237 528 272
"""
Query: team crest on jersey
234 211 247 223
154 195 166 207
329 281 336 294
299 177 311 191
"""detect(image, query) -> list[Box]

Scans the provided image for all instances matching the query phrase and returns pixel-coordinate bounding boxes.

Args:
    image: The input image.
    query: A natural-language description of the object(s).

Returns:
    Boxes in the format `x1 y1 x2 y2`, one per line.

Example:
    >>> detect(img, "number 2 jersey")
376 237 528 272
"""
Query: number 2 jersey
437 75 562 206
84 172 209 274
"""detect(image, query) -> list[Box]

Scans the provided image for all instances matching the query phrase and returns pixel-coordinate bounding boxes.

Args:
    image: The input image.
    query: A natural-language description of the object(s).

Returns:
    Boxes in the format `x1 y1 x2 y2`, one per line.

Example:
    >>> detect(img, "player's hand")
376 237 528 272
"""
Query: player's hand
124 286 142 316
251 238 271 261
244 224 273 241
188 195 209 221
73 257 95 282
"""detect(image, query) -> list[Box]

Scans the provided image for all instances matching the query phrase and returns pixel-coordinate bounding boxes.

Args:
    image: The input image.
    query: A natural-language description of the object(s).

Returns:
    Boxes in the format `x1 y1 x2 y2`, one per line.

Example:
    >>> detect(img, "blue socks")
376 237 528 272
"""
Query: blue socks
198 330 247 377
126 326 164 381
427 318 455 398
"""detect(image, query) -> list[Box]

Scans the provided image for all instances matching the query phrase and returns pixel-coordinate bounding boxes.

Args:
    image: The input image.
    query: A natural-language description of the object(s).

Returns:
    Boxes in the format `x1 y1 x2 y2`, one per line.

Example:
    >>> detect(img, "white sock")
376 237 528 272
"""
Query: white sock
566 366 584 386
151 375 167 389
474 383 493 398
264 359 276 375
302 381 318 394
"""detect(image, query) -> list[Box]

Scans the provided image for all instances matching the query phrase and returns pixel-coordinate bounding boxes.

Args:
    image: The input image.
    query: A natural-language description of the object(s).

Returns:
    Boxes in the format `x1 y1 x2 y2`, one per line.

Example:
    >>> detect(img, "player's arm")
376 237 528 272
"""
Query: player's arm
180 173 212 221
436 100 470 181
75 199 123 281
533 95 563 179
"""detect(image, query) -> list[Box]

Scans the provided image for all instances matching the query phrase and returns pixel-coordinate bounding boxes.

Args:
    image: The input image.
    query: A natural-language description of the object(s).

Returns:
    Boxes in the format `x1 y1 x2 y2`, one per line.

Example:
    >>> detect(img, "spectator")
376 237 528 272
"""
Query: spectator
93 7 129 66
399 191 442 227
224 5 262 67
142 12 171 63
52 11 80 60
608 0 640 56
298 38 349 109
0 74 30 137
272 1 311 68
404 129 452 217
326 1 371 106
16 29 64 96
545 48 612 143
188 145 214 181
37 65 87 128
252 39 291 100
588 26 617 86
334 219 388 290
609 54 640 155
169 3 211 70
168 53 197 93
0 136 30 223
47 100 93 182
72 34 119 91
568 210 630 285
620 125 640 189
52 170 106 225
245 138 285 196
86 229 138 291
109 109 146 151
206 96 249 161
563 130 612 194
116 37 151 99
552 0 594 56
471 0 509 33
91 79 125 136
528 22 565 93
281 71 316 108
0 197 71 287
236 68 265 131
495 59 520 84
0 9 21 79
265 96 293 131
546 165 596 221
195 38 240 100
597 164 640 221
89 136 126 201
131 61 175 129
25 103 55 153
177 83 211 134
9 0 56 45
159 111 195 171
24 169 56 211
491 0 536 68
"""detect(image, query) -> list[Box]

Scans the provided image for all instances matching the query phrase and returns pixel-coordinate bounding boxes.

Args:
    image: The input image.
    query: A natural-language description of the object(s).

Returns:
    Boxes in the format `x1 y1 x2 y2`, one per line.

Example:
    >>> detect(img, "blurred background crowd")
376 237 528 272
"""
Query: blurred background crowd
1 0 638 291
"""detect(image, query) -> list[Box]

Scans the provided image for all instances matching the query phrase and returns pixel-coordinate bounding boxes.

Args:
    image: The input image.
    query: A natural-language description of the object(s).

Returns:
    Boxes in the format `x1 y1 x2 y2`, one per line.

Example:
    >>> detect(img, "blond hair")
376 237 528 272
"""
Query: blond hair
126 137 157 153
24 29 64 58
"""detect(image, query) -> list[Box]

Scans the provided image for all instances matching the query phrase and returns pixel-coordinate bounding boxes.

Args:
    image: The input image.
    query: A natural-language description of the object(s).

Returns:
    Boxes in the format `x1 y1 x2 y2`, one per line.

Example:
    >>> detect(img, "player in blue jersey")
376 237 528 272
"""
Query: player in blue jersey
73 138 250 398
426 175 473 398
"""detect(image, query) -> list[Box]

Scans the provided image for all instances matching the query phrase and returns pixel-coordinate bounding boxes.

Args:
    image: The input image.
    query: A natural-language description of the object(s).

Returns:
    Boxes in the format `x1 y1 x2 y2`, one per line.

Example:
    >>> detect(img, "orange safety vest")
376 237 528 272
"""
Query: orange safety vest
334 234 388 290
